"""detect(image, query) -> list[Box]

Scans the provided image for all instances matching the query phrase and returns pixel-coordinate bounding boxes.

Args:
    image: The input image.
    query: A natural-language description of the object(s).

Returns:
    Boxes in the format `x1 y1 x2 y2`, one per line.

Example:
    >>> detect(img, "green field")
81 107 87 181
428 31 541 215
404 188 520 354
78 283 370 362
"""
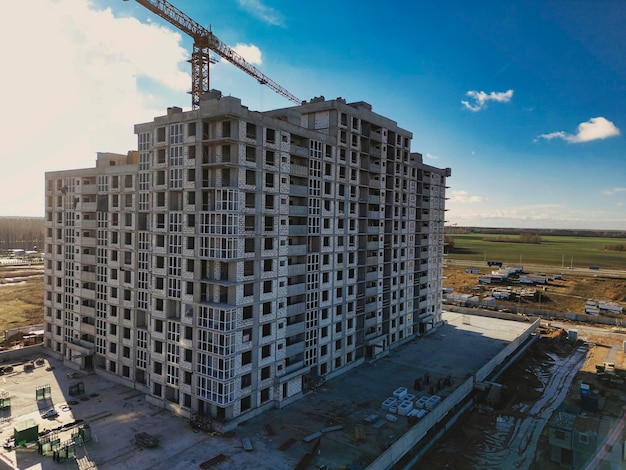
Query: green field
447 234 626 270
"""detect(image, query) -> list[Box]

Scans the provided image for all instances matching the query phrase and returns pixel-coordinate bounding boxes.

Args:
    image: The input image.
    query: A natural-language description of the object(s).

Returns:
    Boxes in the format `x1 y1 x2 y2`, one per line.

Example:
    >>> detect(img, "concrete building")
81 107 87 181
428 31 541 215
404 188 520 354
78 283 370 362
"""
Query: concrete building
43 91 450 430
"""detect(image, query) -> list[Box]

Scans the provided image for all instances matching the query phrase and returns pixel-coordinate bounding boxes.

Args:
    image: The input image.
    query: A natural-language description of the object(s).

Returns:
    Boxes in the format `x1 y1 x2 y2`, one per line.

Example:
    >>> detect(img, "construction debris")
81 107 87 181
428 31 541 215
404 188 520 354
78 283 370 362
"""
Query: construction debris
263 423 276 436
134 432 160 449
278 438 296 451
241 437 253 451
199 453 231 469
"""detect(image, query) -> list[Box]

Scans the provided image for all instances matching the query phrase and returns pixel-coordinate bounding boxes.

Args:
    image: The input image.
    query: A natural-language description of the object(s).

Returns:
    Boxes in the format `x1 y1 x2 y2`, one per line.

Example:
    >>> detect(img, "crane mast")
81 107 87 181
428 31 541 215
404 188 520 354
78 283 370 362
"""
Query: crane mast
126 0 301 108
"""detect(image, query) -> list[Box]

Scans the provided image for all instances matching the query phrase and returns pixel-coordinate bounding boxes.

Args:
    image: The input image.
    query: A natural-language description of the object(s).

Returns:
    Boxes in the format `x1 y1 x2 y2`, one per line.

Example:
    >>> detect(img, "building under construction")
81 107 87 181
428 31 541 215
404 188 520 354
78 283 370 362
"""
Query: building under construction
43 90 450 429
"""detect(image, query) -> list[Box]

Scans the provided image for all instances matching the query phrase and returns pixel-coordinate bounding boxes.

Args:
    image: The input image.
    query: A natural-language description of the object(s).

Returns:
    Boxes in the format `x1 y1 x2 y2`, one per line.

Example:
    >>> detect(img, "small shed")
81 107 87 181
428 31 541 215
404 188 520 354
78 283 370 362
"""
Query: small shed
14 419 38 445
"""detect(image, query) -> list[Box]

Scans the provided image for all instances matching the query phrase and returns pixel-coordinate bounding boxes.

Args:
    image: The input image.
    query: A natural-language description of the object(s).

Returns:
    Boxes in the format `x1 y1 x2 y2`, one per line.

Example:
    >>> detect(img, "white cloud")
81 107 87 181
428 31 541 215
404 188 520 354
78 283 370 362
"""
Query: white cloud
233 44 263 65
237 0 284 26
425 153 439 160
574 117 620 142
461 89 514 112
536 117 620 143
602 187 626 196
446 201 626 230
0 0 190 216
535 131 568 141
478 205 565 222
449 190 486 203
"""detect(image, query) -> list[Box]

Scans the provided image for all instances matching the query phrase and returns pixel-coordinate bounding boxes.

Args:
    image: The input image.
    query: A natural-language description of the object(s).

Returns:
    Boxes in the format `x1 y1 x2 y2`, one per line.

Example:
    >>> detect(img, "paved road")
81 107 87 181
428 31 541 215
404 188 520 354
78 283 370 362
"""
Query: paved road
446 258 626 279
546 321 626 345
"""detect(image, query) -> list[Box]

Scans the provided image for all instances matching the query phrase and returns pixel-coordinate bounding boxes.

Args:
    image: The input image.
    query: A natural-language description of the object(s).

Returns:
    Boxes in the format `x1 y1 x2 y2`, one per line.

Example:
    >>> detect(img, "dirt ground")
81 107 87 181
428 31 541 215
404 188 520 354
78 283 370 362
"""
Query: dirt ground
443 264 626 316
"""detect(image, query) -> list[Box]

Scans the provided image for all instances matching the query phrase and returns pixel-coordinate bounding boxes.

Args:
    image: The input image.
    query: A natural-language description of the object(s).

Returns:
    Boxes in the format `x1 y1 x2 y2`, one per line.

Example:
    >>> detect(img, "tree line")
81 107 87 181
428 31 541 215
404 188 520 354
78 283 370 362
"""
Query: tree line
0 217 44 251
445 226 626 238
483 233 542 244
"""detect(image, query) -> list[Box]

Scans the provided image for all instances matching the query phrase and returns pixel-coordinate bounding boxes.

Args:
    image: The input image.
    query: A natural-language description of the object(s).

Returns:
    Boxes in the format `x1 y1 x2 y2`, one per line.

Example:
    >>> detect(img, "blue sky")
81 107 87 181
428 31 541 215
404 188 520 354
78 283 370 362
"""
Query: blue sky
1 1 624 229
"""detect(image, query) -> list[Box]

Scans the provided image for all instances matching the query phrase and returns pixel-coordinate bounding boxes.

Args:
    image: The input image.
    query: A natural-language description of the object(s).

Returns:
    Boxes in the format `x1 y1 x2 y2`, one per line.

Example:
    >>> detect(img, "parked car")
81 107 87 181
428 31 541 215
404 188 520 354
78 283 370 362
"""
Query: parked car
41 408 58 419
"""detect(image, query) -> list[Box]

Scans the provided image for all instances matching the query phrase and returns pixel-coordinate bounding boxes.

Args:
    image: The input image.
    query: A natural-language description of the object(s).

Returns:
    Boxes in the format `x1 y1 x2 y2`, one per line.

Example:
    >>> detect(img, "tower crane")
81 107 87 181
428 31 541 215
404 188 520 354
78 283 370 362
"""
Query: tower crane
124 0 301 109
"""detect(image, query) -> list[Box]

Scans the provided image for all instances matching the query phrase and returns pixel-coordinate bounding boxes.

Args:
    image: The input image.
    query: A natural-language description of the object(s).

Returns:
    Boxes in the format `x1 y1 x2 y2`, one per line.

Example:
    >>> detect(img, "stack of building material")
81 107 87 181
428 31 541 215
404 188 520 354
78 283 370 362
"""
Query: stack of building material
491 289 510 300
408 409 428 419
385 414 398 422
381 397 397 411
519 275 537 285
489 269 510 281
598 301 622 314
134 432 159 448
393 387 408 399
425 395 441 411
415 396 430 409
389 401 399 414
397 400 414 416
525 274 548 284
585 299 600 315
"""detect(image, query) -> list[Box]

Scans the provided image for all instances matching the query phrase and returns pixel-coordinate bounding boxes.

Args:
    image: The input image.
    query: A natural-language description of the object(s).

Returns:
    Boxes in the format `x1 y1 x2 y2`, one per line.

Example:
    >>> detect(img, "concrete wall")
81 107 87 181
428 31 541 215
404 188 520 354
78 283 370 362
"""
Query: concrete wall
476 318 539 382
446 304 626 328
561 312 626 327
0 344 44 363
445 305 532 322
367 377 474 470
366 317 539 470
4 324 45 343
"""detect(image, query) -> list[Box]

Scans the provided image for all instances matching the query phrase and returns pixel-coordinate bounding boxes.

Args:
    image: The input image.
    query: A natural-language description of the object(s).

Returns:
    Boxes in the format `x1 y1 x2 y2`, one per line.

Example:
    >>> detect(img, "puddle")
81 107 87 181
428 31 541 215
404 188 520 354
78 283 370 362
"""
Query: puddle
464 348 586 469
426 347 587 469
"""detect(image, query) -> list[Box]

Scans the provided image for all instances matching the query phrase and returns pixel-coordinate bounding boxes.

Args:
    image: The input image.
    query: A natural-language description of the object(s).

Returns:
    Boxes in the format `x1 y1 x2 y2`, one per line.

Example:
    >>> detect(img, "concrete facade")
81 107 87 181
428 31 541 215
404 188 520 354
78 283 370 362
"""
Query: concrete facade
43 91 450 429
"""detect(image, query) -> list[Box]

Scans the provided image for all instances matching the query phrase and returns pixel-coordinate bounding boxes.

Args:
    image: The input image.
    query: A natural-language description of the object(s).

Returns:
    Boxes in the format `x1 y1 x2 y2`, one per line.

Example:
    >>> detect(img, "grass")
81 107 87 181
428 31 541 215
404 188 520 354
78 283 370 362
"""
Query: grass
447 234 626 270
0 265 44 332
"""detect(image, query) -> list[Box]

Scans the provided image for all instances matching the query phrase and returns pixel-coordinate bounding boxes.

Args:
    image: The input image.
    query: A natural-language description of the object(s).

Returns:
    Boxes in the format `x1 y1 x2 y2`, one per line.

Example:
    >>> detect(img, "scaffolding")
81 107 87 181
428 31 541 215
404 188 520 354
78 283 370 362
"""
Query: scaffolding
0 390 10 409
49 424 91 463
38 431 60 456
69 382 85 397
35 384 51 401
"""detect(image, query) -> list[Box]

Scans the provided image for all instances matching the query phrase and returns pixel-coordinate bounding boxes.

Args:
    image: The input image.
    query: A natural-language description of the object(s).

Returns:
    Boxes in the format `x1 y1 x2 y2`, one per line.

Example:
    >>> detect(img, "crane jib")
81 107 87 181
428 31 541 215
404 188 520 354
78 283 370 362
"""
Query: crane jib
128 0 301 107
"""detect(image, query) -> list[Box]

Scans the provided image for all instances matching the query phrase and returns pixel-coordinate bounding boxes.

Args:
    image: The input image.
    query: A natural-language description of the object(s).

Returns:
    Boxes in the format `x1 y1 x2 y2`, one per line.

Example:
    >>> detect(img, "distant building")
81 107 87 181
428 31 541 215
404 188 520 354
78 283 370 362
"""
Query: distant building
43 91 450 429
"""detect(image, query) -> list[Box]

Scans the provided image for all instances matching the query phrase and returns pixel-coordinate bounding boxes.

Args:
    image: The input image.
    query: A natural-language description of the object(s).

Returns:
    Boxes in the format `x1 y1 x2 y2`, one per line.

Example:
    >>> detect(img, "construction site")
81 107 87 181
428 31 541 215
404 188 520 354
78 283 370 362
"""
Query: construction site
419 320 626 469
2 1 623 469
0 310 538 469
1 311 624 469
